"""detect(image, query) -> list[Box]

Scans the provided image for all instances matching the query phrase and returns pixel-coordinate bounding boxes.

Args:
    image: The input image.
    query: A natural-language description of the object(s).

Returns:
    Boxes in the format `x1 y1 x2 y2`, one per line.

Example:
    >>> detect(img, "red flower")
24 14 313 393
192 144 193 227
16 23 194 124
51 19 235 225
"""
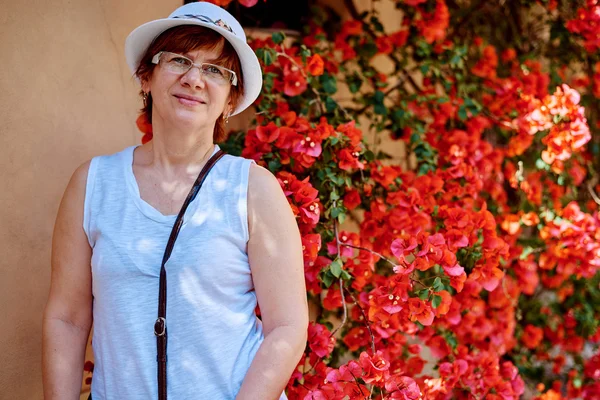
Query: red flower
342 327 371 351
384 375 421 399
341 20 363 37
308 322 336 358
255 122 280 143
343 188 361 211
238 0 258 6
376 36 394 55
337 148 365 171
283 64 307 97
415 0 450 44
337 120 363 146
359 351 390 384
389 29 409 47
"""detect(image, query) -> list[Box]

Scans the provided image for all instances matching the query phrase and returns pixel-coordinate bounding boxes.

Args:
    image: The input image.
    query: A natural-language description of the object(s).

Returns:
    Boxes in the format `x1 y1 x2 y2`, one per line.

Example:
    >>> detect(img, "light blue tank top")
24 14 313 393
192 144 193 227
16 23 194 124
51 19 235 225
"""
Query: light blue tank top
83 145 286 399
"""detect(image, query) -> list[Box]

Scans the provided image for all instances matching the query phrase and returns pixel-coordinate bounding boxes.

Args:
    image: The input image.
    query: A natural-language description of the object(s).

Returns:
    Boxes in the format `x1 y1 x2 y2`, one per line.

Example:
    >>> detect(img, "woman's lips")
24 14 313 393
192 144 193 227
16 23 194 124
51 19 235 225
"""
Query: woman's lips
174 94 205 106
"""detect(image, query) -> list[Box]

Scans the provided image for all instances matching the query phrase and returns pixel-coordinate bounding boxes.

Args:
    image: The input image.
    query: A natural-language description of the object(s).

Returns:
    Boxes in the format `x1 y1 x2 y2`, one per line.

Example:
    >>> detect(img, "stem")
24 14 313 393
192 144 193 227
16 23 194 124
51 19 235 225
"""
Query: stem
345 287 377 354
330 202 349 338
339 243 399 269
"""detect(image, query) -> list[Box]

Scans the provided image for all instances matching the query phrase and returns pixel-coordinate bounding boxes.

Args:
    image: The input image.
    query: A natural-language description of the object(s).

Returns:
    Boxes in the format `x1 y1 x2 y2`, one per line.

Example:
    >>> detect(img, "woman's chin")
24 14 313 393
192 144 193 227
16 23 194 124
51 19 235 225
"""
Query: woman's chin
169 111 215 130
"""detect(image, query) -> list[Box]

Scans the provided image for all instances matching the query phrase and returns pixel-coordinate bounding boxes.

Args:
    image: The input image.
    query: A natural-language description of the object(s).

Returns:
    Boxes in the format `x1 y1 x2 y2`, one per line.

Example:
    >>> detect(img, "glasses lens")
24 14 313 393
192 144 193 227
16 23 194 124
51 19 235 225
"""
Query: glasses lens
201 63 232 85
162 53 192 74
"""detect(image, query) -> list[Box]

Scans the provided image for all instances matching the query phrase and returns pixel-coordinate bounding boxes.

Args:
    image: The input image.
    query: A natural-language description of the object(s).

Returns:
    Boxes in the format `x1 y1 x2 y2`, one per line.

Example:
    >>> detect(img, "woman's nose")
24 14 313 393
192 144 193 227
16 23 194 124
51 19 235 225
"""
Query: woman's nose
180 66 207 89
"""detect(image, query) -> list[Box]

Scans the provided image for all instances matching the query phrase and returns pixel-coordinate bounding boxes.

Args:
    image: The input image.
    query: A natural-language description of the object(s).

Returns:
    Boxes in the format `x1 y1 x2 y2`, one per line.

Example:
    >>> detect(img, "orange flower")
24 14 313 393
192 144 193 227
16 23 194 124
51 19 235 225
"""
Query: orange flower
501 214 521 235
521 212 540 226
522 324 544 349
501 48 516 63
472 45 498 80
416 0 450 44
408 298 435 326
307 54 324 76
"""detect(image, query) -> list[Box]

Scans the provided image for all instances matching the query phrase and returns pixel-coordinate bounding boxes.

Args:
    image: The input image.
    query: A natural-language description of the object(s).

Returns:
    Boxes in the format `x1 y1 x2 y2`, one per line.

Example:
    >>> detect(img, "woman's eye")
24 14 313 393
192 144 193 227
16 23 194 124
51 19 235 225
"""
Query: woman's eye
205 65 224 75
170 57 189 65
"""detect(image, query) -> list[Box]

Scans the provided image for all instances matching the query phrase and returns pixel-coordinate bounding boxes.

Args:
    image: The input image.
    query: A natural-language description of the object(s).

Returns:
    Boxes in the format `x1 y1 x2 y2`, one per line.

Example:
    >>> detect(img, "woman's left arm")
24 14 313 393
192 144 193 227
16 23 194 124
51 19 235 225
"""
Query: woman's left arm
236 164 309 400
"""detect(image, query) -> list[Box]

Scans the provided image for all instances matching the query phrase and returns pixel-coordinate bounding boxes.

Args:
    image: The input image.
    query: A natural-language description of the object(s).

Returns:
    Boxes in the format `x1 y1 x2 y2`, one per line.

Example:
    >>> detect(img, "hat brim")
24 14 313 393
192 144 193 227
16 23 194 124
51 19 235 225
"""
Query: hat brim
125 18 262 116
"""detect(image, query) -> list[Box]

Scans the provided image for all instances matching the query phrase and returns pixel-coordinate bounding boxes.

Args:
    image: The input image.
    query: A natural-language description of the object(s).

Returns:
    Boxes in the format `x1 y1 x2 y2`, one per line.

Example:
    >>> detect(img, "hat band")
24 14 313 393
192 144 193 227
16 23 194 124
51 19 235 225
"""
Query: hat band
172 14 235 35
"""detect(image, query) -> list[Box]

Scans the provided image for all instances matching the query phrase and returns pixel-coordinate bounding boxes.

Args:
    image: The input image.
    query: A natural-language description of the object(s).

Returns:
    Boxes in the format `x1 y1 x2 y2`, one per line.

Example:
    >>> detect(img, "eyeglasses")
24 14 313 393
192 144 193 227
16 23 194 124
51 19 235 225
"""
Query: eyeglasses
151 51 238 86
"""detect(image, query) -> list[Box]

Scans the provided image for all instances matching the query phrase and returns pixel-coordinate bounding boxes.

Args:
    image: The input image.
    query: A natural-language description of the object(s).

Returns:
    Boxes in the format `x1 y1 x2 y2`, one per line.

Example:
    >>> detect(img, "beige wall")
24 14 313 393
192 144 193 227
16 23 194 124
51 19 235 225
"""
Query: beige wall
0 0 180 398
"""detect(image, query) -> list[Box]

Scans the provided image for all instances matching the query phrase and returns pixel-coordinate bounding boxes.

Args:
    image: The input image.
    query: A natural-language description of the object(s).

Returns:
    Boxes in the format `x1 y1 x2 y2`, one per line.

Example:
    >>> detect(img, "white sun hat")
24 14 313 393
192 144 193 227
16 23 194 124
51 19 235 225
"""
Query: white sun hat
125 2 262 116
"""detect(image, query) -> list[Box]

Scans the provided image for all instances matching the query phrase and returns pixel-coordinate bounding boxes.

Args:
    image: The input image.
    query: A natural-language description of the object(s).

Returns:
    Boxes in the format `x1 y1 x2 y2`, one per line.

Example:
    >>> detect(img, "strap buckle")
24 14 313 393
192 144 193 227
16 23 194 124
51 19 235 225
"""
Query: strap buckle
154 317 166 336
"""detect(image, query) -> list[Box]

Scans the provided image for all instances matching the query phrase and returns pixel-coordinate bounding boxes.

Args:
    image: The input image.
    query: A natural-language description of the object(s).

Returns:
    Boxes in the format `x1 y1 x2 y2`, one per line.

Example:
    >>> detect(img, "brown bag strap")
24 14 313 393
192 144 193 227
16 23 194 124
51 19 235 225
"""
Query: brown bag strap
154 149 225 400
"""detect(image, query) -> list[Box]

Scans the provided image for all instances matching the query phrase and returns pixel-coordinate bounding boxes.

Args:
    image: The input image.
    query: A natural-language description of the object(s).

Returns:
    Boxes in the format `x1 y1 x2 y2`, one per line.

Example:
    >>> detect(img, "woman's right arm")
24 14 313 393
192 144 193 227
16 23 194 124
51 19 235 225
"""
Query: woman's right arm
42 161 93 400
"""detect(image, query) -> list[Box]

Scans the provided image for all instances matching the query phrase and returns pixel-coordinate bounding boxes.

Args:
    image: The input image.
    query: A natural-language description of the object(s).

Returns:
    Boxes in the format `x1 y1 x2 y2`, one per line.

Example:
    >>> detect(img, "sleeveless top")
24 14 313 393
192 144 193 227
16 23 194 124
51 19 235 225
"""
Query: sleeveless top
83 145 287 399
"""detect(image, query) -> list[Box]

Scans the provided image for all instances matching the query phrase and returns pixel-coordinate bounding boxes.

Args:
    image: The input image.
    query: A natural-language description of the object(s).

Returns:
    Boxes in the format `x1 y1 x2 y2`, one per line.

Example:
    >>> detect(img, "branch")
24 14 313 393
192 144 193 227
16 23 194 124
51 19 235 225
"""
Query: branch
587 175 600 205
446 0 488 42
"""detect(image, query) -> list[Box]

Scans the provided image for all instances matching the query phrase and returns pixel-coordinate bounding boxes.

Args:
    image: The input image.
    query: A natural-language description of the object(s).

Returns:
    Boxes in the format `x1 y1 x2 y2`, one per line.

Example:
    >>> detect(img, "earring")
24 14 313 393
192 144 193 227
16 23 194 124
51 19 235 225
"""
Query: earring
142 92 149 107
225 113 230 124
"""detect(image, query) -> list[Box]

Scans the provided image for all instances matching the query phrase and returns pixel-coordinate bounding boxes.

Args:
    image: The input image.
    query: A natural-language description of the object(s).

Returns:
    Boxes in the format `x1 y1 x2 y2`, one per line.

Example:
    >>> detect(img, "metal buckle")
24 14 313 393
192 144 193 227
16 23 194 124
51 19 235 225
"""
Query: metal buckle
154 317 166 336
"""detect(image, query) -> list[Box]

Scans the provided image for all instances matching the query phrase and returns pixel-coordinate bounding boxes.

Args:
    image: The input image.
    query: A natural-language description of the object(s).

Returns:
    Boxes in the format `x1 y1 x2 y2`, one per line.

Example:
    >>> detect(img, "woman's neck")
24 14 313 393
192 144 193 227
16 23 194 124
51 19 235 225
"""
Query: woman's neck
146 117 215 174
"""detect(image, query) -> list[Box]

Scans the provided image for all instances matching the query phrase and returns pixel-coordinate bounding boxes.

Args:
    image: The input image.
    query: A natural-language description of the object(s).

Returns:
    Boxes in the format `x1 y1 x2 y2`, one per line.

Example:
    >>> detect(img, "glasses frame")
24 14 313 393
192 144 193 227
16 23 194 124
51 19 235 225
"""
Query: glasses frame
151 51 238 86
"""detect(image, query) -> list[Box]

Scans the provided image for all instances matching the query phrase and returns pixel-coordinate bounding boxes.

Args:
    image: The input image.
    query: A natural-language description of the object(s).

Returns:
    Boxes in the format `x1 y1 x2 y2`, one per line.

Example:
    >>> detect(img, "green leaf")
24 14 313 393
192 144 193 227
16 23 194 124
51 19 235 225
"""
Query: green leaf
261 49 274 66
432 295 442 309
418 289 430 300
348 73 363 94
331 207 342 218
340 269 352 281
373 90 387 116
320 74 338 94
325 96 337 113
458 106 468 121
370 16 384 32
299 45 311 60
271 32 285 44
267 159 281 172
330 258 343 278
321 270 335 288
433 277 444 292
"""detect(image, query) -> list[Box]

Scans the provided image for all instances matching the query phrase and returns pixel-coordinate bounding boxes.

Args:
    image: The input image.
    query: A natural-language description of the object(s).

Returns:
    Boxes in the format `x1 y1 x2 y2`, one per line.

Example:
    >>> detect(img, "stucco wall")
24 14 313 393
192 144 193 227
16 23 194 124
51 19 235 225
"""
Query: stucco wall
0 0 180 398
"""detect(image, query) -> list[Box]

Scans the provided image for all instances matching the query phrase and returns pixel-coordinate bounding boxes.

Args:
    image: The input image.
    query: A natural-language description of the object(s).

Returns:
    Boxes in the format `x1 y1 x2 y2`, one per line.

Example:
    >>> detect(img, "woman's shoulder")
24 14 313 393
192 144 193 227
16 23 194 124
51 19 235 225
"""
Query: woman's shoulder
247 163 286 209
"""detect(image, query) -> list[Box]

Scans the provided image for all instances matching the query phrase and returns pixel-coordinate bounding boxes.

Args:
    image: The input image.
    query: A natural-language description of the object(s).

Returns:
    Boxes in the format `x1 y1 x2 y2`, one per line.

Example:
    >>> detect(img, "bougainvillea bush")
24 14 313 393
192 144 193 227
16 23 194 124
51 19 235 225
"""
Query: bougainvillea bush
133 0 600 398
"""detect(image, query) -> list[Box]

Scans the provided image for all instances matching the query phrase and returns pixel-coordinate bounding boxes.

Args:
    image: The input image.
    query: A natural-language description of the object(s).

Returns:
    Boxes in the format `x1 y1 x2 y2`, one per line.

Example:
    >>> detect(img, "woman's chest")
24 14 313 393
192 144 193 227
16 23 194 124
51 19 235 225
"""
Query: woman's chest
91 217 253 293
133 166 199 216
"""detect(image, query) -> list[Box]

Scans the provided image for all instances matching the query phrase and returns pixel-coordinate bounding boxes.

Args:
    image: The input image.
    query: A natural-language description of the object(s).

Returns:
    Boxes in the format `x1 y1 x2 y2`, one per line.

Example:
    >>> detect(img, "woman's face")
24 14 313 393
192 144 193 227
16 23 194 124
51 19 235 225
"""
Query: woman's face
142 45 232 132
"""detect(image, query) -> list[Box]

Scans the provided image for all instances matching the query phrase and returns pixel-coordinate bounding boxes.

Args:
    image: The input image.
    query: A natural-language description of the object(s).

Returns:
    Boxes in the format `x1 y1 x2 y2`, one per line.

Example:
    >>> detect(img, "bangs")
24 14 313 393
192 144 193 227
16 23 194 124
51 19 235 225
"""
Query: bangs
149 26 239 72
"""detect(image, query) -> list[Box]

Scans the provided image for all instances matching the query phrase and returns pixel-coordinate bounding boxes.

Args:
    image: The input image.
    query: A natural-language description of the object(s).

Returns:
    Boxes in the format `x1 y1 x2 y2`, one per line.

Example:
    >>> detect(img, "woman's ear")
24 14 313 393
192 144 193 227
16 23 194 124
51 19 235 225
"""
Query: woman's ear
141 78 150 95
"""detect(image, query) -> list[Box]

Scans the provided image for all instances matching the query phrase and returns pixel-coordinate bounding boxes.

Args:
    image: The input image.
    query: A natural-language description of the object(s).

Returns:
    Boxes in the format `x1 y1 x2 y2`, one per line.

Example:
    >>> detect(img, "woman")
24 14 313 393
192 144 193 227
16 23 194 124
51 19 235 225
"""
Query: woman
42 3 308 399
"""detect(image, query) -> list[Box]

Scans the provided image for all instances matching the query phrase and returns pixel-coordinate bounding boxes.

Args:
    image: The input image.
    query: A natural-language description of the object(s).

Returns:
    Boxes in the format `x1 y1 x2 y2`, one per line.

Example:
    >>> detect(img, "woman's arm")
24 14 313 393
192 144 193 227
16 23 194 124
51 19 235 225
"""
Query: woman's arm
42 161 93 400
236 164 309 400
